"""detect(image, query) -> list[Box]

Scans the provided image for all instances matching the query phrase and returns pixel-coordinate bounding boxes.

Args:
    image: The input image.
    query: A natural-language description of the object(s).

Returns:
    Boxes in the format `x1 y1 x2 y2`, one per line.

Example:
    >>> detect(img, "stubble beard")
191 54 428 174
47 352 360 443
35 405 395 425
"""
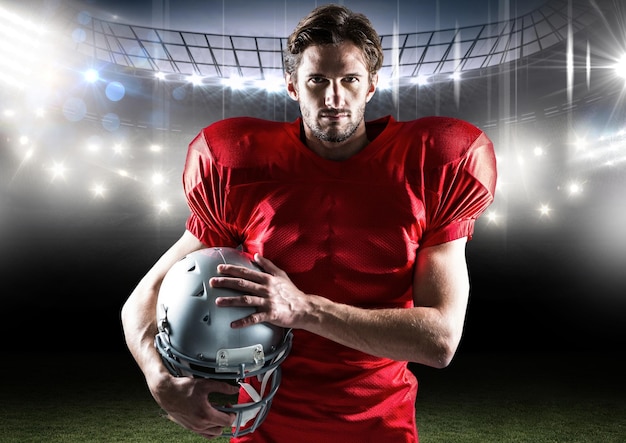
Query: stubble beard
303 104 366 144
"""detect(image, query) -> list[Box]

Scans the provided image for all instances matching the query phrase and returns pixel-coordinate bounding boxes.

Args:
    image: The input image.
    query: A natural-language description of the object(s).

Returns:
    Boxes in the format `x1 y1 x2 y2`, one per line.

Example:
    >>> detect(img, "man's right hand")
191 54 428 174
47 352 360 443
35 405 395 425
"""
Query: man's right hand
150 373 240 439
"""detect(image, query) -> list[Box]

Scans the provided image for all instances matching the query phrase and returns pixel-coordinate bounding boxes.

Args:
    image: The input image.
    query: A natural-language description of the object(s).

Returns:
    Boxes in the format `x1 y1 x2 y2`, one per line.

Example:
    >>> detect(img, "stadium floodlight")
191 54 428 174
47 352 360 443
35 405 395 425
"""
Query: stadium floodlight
157 200 170 213
188 73 203 86
538 204 552 217
486 210 499 224
91 183 106 198
50 162 67 181
0 5 50 90
84 68 99 83
151 172 164 186
574 136 588 152
568 181 583 195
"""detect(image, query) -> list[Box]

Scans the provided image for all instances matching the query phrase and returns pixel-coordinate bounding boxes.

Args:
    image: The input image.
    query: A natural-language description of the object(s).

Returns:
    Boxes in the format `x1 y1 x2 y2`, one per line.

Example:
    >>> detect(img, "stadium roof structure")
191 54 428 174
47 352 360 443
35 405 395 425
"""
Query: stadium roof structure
72 0 603 84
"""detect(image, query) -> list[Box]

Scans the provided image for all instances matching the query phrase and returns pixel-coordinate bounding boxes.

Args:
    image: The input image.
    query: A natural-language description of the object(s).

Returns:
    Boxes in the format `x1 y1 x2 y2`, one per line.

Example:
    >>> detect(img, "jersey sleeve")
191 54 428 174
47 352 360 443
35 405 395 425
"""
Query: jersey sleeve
182 127 240 247
420 119 497 248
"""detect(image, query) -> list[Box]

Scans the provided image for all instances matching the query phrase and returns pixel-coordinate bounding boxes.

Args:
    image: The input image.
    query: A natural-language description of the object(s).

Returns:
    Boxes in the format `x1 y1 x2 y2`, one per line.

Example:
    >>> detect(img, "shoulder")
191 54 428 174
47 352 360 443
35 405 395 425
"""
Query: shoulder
201 117 290 140
417 115 483 137
188 117 296 167
404 116 486 149
399 116 492 168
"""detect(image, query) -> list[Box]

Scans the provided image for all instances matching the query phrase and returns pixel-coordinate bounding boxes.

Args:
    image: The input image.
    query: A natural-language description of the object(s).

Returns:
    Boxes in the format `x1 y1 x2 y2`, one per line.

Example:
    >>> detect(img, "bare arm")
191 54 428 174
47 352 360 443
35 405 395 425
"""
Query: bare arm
120 230 239 439
121 231 202 380
213 237 470 368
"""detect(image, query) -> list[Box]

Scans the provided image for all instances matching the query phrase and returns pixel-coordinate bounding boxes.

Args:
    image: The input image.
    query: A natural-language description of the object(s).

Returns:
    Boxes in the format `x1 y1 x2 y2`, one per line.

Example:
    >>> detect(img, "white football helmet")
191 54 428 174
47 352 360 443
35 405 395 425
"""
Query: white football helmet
154 247 292 437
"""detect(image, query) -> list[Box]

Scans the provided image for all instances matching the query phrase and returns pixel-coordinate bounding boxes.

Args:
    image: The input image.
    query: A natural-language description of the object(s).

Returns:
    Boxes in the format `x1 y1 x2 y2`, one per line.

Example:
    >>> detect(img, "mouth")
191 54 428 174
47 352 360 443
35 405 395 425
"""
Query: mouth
320 111 350 120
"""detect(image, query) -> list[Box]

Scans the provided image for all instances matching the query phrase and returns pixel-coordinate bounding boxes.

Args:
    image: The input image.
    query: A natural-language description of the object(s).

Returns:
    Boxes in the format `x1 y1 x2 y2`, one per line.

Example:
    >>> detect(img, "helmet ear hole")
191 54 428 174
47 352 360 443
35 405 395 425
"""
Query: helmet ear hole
154 247 293 437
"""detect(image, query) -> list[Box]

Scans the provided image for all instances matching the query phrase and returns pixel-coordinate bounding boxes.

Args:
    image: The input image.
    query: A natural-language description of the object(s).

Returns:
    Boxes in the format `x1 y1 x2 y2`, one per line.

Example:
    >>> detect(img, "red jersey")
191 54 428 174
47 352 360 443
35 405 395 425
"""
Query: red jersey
183 115 496 442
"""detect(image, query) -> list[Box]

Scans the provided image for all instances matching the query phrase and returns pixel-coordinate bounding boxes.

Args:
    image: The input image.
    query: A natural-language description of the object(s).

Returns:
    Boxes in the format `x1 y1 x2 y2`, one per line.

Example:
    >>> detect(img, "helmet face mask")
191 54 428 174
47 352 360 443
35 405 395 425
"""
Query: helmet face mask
154 247 293 437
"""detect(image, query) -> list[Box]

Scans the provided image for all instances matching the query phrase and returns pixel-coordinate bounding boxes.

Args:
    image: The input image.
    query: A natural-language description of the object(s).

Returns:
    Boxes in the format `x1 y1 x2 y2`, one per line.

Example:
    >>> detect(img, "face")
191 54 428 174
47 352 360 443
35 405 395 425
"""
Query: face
286 41 377 146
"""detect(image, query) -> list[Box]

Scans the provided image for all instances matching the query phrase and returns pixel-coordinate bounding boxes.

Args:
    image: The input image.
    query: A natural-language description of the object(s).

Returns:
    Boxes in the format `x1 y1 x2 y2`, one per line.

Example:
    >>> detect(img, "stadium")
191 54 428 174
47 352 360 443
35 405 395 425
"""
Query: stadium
1 0 624 441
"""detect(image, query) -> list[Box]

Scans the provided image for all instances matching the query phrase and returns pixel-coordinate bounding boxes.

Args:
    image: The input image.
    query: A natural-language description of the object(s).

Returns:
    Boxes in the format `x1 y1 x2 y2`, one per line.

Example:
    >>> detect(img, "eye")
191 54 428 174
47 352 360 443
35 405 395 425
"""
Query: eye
343 76 358 83
309 76 327 84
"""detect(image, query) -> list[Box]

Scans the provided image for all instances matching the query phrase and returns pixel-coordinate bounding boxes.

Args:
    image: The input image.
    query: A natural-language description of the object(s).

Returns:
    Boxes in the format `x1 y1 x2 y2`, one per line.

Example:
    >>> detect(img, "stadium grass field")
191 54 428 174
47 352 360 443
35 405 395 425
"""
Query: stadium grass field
2 351 623 442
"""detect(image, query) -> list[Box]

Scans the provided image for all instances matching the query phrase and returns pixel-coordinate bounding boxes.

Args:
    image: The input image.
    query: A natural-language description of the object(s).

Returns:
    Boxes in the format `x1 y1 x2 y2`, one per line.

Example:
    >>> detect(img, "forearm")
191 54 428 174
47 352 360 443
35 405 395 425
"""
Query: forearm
121 230 207 383
213 239 470 369
304 296 461 368
121 280 171 384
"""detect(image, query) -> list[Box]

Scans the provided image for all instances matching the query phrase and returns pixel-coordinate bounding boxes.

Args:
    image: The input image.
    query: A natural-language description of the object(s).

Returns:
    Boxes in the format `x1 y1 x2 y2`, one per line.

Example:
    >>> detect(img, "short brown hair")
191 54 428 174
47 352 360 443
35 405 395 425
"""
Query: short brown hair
284 4 383 80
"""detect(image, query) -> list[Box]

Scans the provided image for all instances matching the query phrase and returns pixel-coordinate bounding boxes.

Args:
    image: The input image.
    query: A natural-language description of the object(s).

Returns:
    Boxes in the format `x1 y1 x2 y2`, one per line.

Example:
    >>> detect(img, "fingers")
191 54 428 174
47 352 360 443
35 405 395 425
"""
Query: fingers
165 408 234 439
253 253 277 273
215 254 283 280
166 414 230 438
214 295 265 328
210 254 292 329
197 427 231 439
158 377 240 440
200 378 241 396
216 262 266 282
210 267 269 302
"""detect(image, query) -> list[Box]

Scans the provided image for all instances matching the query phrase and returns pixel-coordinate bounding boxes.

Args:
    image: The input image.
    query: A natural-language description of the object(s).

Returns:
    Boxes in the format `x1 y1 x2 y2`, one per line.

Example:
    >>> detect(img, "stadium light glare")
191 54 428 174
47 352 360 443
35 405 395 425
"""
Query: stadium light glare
0 6 57 92
91 183 106 198
221 76 246 90
255 77 284 93
538 204 552 217
157 200 170 213
0 6 45 35
188 73 203 85
486 210 499 224
151 172 164 186
574 136 588 152
84 68 99 83
50 162 67 181
568 181 583 195
23 148 34 162
376 75 393 90
615 54 626 78
411 75 429 86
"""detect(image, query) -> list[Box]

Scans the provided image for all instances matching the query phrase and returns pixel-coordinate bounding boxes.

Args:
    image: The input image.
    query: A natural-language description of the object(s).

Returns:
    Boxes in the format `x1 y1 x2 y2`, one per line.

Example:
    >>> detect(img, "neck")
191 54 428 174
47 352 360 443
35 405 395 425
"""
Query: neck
301 122 370 161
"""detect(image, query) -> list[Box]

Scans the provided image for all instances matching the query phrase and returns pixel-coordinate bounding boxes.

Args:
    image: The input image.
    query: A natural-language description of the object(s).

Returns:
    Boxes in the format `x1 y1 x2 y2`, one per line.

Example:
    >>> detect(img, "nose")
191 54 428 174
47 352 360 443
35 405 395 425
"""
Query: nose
324 81 345 108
